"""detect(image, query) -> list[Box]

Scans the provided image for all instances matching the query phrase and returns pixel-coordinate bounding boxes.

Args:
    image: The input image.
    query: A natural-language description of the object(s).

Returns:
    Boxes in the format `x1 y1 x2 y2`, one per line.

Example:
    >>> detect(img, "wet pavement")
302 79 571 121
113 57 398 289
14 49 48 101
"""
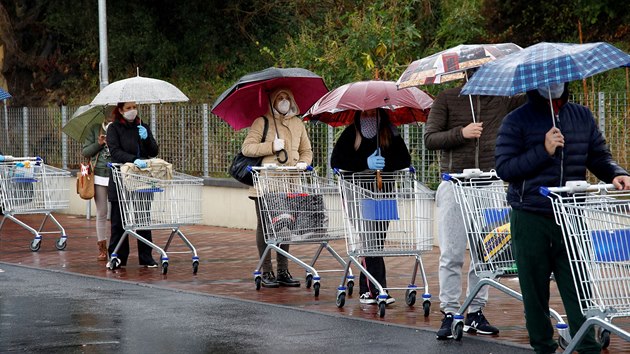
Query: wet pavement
0 213 628 353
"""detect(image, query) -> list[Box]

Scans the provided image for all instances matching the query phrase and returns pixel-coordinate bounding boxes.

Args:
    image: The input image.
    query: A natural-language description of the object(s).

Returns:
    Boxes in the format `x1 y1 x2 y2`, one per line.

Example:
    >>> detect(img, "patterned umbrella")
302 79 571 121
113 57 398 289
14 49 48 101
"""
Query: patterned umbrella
0 88 12 100
303 80 433 127
461 42 630 96
396 43 522 89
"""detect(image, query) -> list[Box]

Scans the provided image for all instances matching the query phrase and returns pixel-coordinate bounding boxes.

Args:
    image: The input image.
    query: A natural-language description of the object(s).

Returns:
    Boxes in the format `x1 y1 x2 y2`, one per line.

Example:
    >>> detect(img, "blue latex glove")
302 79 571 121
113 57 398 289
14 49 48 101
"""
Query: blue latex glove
138 125 148 140
367 149 385 170
133 159 148 169
0 155 4 162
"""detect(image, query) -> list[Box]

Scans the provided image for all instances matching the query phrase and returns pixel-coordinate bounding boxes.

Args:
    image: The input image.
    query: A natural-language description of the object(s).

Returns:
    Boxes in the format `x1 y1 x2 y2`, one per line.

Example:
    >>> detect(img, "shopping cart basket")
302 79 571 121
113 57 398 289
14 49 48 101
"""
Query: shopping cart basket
108 163 203 275
252 165 349 297
335 168 434 318
542 181 630 352
0 156 70 251
444 169 568 342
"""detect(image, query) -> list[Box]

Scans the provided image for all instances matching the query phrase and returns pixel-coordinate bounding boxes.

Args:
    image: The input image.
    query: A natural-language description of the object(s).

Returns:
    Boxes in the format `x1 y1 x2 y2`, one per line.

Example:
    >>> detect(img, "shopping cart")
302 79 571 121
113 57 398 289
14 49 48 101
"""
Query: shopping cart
541 181 630 352
108 162 203 275
334 168 434 318
252 165 350 297
443 169 568 342
0 156 70 251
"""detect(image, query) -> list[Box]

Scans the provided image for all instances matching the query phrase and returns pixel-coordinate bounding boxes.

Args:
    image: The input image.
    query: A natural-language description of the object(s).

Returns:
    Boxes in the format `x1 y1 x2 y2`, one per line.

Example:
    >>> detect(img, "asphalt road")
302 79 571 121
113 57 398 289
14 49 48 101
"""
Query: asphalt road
0 263 533 353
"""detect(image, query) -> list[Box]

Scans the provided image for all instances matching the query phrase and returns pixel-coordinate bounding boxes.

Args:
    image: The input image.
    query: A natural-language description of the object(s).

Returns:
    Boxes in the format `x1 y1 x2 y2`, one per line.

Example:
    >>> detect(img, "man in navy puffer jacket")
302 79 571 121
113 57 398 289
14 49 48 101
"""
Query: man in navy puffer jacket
495 82 630 354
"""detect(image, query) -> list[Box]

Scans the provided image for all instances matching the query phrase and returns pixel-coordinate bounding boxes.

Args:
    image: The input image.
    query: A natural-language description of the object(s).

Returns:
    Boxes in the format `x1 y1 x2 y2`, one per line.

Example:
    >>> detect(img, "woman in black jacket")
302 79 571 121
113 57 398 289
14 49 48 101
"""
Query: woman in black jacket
106 101 159 268
331 108 411 305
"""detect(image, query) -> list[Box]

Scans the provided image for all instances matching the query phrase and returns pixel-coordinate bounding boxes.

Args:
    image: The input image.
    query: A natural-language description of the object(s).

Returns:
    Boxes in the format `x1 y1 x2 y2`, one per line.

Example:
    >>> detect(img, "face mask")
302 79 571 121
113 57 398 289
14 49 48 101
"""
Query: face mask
122 109 138 122
276 99 291 114
360 115 379 139
537 83 564 99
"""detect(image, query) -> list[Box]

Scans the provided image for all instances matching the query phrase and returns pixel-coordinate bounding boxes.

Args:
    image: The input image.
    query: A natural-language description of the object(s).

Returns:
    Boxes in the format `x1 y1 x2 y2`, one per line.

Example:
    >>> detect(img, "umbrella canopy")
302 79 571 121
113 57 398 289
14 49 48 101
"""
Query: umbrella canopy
397 43 522 89
303 80 433 127
0 88 11 101
211 67 328 130
461 42 630 96
90 75 189 105
62 105 113 143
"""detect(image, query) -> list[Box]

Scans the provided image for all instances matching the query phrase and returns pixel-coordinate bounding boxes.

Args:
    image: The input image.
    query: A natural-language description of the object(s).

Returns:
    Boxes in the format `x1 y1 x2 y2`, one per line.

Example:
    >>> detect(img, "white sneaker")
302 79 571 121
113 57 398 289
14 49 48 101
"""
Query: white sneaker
359 292 377 304
385 295 396 305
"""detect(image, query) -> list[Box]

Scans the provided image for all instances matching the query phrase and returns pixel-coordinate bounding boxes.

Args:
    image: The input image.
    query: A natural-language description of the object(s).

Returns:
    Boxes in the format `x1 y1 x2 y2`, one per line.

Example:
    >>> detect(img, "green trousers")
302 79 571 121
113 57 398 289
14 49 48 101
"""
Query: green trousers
511 209 601 354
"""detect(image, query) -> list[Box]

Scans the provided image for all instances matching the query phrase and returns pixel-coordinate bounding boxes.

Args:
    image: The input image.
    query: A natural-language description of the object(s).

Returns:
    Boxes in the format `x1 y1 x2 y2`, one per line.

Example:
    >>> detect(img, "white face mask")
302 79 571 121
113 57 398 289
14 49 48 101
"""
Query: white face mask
122 109 138 122
537 83 564 99
276 99 291 114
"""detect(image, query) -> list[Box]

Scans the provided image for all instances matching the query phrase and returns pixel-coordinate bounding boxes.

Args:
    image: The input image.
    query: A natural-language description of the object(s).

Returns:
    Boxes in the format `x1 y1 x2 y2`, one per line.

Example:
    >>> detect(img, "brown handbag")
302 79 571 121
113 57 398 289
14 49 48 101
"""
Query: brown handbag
76 159 95 200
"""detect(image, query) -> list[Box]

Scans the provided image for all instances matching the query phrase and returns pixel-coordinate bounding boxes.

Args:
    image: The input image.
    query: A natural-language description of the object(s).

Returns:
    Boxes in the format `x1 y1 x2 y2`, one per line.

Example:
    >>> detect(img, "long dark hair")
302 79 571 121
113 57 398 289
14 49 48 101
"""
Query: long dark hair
353 108 393 150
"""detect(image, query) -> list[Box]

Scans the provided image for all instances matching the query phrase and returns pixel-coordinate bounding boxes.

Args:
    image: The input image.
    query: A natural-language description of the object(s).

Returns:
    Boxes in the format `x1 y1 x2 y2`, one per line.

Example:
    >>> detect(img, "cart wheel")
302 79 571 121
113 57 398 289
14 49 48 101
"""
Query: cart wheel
346 280 354 296
405 290 416 306
423 301 431 317
599 329 610 348
453 322 464 341
255 276 262 290
305 274 313 289
161 262 168 275
336 292 346 308
29 239 41 252
558 335 569 349
55 238 67 251
192 260 199 275
313 282 320 297
378 302 386 318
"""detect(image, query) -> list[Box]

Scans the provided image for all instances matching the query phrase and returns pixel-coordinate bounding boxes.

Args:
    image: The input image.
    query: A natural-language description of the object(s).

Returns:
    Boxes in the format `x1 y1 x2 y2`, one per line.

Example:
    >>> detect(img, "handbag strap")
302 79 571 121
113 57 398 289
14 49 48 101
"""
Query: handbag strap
260 116 269 143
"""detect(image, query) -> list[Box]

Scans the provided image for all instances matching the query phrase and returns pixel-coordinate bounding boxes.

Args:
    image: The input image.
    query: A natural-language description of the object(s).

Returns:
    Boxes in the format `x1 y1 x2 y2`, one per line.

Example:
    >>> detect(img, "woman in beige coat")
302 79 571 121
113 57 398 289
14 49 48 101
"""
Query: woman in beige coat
241 88 313 288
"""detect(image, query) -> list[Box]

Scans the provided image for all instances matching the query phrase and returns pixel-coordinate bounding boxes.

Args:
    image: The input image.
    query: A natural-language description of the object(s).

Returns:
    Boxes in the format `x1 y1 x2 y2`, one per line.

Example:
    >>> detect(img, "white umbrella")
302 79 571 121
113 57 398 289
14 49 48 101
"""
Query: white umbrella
90 75 189 105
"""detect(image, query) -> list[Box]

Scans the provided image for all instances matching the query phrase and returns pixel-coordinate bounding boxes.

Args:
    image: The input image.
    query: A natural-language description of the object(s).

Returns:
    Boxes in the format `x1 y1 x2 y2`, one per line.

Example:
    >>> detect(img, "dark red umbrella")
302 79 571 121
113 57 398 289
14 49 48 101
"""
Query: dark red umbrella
303 80 433 127
211 67 328 130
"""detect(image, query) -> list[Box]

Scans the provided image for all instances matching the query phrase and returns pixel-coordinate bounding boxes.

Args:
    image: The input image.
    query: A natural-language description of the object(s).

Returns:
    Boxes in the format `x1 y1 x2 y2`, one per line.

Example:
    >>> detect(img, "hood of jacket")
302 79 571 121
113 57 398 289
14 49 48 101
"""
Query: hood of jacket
264 88 299 120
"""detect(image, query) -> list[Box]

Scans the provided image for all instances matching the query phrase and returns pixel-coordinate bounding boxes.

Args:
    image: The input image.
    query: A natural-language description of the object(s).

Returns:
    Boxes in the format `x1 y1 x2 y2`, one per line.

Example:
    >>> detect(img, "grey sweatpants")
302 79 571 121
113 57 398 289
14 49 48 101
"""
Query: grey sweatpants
436 181 488 314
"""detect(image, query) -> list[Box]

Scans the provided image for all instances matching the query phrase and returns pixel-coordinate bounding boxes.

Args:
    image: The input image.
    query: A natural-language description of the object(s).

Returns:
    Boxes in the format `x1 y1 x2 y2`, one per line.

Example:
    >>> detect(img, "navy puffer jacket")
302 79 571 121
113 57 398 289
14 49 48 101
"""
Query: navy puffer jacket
495 87 628 216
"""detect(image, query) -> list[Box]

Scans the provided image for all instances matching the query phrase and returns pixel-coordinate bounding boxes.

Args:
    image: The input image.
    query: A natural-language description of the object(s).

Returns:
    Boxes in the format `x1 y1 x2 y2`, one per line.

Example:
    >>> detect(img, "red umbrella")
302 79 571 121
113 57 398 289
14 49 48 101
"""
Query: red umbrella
303 80 433 127
211 67 328 130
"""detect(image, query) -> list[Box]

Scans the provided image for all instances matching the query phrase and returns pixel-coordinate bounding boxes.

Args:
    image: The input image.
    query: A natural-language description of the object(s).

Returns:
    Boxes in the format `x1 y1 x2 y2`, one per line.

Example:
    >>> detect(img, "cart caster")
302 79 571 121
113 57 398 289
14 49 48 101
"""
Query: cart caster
598 328 610 348
108 258 121 270
313 282 320 297
161 262 168 275
558 335 569 349
423 300 431 317
336 292 346 308
255 276 262 290
378 302 386 318
29 238 41 252
346 280 354 296
405 289 416 306
55 237 67 251
453 321 464 341
192 260 199 275
305 274 313 289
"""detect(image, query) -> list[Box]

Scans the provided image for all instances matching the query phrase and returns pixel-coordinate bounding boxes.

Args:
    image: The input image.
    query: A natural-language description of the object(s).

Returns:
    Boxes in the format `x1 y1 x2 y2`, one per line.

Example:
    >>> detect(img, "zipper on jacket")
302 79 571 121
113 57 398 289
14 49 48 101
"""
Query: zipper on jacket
556 114 564 186
520 179 526 203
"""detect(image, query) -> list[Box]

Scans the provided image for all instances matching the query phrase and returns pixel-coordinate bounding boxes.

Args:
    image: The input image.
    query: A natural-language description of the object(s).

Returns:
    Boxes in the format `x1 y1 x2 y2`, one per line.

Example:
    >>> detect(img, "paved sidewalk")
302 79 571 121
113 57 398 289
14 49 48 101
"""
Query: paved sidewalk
0 213 627 353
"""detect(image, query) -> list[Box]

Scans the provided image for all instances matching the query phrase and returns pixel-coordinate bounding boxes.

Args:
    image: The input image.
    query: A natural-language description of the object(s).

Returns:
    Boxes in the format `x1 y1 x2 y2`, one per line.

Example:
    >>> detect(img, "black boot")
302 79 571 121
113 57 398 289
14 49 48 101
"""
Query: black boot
276 269 300 287
261 271 279 288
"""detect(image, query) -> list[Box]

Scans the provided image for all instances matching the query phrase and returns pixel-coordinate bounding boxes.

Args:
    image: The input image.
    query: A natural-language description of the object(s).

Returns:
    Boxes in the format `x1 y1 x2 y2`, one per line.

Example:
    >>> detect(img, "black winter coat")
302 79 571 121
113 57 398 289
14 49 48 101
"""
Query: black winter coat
106 117 159 201
495 89 628 215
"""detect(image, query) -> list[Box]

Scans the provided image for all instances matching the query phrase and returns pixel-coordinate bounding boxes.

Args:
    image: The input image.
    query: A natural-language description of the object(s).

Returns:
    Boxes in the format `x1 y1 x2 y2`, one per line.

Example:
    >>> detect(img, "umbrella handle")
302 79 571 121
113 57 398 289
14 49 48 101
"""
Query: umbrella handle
276 149 288 164
376 170 383 191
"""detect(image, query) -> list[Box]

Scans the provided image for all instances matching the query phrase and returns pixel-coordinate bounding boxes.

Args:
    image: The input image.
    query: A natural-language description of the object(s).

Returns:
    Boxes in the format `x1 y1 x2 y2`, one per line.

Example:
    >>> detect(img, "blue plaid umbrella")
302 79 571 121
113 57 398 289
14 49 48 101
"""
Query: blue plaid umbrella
0 88 11 100
461 42 630 96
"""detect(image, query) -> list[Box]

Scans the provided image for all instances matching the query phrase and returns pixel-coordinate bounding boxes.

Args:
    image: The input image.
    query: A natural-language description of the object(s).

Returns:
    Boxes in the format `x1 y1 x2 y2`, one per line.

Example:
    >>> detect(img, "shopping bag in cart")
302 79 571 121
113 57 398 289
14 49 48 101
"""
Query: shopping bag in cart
360 199 399 220
120 159 172 192
591 229 630 262
265 193 327 238
481 223 511 261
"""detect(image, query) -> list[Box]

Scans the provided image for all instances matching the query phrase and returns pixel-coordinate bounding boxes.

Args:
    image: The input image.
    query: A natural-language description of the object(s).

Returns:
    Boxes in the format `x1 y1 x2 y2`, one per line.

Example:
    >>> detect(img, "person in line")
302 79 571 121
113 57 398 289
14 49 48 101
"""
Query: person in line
241 88 312 288
425 69 525 339
331 108 411 305
495 82 630 354
106 101 160 268
82 112 113 261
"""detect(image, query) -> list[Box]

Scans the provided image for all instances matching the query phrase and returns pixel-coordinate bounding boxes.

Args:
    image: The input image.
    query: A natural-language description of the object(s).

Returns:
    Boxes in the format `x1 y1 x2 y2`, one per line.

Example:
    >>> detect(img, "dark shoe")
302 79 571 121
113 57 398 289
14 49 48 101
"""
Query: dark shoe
359 292 377 304
464 310 499 335
261 271 279 288
276 269 300 287
436 312 454 340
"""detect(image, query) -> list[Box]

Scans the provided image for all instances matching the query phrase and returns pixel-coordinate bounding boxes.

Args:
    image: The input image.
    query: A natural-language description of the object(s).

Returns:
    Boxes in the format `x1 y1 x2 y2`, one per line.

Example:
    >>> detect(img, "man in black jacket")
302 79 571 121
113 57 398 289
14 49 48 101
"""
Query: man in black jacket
495 83 630 354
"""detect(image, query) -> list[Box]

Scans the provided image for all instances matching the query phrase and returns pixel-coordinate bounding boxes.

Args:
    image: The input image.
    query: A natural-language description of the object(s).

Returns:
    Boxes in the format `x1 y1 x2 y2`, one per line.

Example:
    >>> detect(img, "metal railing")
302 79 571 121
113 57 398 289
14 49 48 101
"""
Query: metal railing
1 92 627 189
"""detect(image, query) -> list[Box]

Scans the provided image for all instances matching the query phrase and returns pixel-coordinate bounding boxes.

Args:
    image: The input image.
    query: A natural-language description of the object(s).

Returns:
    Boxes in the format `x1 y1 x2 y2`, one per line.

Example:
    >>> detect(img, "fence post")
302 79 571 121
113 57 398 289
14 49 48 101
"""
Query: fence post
22 107 28 156
597 92 606 135
61 106 68 170
202 104 209 177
